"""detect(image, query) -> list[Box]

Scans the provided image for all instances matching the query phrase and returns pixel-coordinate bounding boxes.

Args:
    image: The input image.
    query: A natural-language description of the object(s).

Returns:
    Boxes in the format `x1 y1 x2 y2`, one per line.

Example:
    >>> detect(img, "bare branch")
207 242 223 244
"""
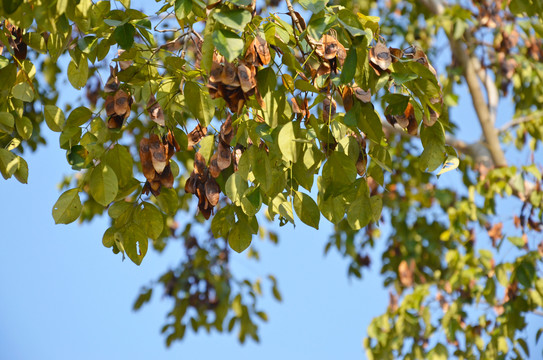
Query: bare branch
499 111 543 133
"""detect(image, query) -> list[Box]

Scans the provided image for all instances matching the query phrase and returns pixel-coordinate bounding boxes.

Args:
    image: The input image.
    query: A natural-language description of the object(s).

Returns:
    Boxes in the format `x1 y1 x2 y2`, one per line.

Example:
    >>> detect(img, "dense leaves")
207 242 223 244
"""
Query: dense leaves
1 0 542 357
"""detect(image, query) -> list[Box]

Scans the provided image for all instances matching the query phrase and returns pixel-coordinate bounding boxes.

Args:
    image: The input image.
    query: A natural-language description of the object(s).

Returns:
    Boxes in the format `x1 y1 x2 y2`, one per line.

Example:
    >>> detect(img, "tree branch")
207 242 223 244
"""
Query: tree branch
420 0 508 168
284 0 318 49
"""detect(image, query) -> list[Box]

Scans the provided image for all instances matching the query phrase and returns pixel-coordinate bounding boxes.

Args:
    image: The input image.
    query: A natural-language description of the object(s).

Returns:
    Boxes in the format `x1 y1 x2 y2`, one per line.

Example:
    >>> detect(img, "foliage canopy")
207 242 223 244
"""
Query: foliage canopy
1 0 543 358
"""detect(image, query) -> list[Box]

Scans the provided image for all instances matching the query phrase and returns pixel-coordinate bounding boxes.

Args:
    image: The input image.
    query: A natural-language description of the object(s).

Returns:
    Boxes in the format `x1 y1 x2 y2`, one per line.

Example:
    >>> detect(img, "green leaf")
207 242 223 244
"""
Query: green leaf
340 49 357 84
175 0 192 20
184 81 214 126
357 103 385 144
370 195 382 222
156 187 179 215
67 58 89 90
437 156 459 176
383 93 410 115
52 188 82 224
318 193 344 224
0 112 14 133
294 191 320 229
14 156 28 183
213 9 252 31
347 183 371 230
3 0 23 14
225 172 248 206
419 121 446 172
0 148 18 179
66 106 93 127
212 29 244 62
15 116 32 140
516 260 536 288
114 23 135 50
278 121 300 163
102 145 133 188
211 204 235 238
298 0 327 13
241 186 262 216
322 151 357 194
89 163 119 206
428 343 448 360
198 135 215 164
12 82 34 102
135 202 164 240
228 220 252 253
120 223 148 265
44 105 66 132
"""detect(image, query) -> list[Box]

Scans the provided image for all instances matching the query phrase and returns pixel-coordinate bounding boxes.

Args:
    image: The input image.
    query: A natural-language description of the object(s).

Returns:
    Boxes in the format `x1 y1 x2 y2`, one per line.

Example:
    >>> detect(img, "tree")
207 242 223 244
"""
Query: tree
1 0 542 357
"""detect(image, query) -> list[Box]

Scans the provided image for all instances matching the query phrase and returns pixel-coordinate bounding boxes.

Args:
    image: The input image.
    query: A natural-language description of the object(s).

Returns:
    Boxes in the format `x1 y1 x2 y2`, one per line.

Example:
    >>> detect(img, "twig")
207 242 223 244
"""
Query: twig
284 0 318 49
499 111 543 133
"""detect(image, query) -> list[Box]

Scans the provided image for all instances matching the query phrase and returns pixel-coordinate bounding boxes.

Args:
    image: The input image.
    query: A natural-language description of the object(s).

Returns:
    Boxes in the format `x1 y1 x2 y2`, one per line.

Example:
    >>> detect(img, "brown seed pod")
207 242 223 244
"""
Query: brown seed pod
220 114 234 145
209 152 221 178
194 151 207 176
139 137 156 182
238 62 257 93
353 87 371 103
104 66 120 93
342 86 354 112
187 124 208 150
205 177 220 206
389 47 403 63
147 95 165 126
217 140 232 170
185 172 198 194
369 41 391 71
159 164 174 188
254 35 271 66
149 134 168 174
221 61 239 86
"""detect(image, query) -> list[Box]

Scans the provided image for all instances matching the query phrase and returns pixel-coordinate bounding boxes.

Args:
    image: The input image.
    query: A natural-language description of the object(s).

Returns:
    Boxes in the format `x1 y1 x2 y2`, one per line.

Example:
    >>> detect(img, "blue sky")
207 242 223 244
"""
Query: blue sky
1 1 542 359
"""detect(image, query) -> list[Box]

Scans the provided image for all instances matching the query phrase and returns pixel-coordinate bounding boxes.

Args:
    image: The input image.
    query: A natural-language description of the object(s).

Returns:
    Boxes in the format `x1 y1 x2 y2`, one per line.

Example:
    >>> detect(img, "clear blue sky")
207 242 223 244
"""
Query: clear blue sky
1 1 542 359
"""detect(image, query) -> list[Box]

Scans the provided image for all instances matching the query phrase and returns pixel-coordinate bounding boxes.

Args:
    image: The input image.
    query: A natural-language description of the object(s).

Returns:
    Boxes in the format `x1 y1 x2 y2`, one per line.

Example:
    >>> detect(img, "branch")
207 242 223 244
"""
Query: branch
284 0 318 49
499 110 543 133
421 0 508 168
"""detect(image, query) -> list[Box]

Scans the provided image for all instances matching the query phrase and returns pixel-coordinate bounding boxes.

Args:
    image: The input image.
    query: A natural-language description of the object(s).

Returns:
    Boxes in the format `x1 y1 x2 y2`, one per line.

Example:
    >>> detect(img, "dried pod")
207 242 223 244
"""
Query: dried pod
221 61 239 86
114 90 132 117
322 34 339 60
369 41 391 70
254 35 271 66
342 86 354 112
167 130 181 153
238 62 257 93
187 124 208 150
139 137 156 182
405 103 418 135
104 66 120 93
147 95 165 126
194 151 207 176
209 153 221 178
149 134 168 174
159 164 174 188
220 114 234 145
185 172 198 194
353 87 371 103
209 53 224 82
205 177 221 206
389 47 403 63
217 140 231 170
356 152 367 176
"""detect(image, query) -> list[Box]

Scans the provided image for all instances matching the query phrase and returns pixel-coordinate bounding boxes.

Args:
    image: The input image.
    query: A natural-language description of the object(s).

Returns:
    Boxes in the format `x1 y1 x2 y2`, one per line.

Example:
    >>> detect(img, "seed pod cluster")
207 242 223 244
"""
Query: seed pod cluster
140 131 181 196
104 67 133 129
206 36 270 114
